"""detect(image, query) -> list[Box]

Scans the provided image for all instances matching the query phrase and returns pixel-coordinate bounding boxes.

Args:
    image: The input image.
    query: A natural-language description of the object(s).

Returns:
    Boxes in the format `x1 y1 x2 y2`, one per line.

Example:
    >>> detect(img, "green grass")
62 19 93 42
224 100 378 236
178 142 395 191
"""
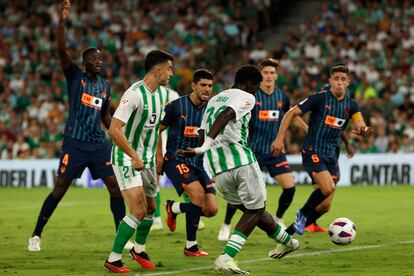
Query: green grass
1 185 414 275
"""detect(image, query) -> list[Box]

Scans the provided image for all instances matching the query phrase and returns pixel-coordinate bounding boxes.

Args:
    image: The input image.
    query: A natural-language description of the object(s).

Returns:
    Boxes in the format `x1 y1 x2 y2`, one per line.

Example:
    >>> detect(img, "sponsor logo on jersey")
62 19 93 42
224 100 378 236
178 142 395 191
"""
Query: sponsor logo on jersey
258 110 280 121
81 93 102 109
324 115 345 128
184 126 199 137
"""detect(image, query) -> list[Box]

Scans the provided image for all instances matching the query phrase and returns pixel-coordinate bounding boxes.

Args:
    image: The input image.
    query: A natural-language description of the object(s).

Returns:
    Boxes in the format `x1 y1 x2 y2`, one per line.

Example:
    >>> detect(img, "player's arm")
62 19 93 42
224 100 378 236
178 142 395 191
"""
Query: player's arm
156 124 168 175
341 132 354 158
109 118 144 171
271 106 303 156
292 116 308 133
177 107 235 157
57 0 72 69
351 112 373 136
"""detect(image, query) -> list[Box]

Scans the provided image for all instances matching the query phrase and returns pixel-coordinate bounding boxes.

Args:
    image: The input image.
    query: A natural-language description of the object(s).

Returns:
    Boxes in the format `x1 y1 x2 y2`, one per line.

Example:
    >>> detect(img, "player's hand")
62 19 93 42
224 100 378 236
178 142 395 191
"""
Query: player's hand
346 144 355 158
132 156 144 171
352 126 373 137
271 138 285 156
60 0 70 21
177 148 196 158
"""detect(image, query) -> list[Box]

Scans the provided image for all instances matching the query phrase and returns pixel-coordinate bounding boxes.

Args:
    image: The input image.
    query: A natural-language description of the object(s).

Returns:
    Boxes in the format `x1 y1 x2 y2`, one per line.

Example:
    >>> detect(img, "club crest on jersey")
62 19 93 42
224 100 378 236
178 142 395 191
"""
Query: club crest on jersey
81 93 102 109
277 101 283 107
324 115 345 129
259 110 279 121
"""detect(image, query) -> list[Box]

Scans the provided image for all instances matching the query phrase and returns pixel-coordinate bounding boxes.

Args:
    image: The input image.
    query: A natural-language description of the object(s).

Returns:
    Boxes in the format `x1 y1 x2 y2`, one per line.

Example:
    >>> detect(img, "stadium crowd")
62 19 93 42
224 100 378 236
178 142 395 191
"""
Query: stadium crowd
0 0 413 159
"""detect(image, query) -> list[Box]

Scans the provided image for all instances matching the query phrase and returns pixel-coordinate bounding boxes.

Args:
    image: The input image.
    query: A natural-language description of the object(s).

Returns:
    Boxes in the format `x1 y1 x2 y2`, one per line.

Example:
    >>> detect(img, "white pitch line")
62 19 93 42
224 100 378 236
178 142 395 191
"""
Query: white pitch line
139 240 414 276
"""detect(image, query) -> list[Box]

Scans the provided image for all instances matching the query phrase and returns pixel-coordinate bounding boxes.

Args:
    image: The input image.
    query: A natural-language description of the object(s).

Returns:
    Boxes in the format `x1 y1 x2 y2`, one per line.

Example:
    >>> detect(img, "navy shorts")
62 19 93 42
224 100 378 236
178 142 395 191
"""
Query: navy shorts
57 139 114 180
163 159 215 196
302 149 339 184
255 152 291 177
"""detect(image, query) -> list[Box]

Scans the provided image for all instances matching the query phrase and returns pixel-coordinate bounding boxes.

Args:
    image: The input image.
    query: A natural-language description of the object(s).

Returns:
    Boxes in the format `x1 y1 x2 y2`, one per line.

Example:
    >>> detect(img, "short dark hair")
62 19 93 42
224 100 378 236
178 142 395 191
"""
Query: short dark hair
259 58 279 70
192 69 214 84
330 64 349 76
234 65 263 86
144 50 174 73
82 48 100 62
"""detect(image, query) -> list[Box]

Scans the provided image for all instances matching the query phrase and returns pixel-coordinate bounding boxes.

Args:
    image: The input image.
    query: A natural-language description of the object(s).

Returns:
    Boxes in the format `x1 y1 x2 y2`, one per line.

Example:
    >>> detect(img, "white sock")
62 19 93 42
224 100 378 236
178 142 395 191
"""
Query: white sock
172 202 182 214
219 253 232 261
186 240 197 249
108 252 122 262
134 242 145 253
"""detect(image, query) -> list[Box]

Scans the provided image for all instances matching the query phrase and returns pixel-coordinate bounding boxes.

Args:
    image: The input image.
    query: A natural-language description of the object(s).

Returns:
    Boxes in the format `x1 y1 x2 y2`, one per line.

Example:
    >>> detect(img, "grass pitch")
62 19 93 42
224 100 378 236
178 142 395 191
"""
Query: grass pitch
1 185 414 275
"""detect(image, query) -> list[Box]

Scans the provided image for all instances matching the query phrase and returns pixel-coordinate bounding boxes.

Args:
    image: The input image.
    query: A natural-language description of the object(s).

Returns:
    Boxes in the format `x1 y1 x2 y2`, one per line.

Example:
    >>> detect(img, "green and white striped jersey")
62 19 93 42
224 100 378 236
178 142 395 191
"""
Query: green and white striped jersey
111 81 174 168
201 88 256 175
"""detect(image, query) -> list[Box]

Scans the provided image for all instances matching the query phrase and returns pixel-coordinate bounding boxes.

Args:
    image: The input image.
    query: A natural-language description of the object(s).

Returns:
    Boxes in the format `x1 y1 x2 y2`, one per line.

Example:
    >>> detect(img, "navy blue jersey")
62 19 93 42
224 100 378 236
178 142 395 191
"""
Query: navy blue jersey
249 88 290 154
298 90 360 159
161 95 207 167
63 63 110 144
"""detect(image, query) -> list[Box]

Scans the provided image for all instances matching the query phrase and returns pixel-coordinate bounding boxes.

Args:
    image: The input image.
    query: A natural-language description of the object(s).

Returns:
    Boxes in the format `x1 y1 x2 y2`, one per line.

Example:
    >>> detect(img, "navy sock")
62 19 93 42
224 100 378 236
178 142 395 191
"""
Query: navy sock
110 196 125 231
33 193 62 237
305 209 323 227
301 189 327 217
179 202 190 213
186 203 201 241
224 203 237 225
285 224 296 235
276 187 295 218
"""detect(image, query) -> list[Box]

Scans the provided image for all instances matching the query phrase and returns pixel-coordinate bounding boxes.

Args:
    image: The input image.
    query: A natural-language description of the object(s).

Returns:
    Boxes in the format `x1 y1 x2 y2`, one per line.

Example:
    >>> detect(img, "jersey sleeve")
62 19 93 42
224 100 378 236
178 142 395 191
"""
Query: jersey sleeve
102 80 111 111
283 93 291 113
62 63 81 84
227 93 255 121
350 99 363 121
112 87 140 124
297 93 322 114
161 100 176 127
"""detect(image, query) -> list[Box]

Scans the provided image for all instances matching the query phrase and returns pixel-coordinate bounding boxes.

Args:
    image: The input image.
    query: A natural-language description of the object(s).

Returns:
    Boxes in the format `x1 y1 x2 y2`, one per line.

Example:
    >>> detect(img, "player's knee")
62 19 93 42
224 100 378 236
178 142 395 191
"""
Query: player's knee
320 186 334 196
203 205 218 217
52 179 71 198
189 192 205 207
130 208 147 221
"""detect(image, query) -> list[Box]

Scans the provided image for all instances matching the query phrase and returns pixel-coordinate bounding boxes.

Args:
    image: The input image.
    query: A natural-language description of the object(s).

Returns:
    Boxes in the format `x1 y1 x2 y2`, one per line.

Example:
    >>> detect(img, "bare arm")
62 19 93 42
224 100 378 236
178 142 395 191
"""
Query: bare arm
341 132 355 158
351 112 373 137
156 124 168 175
177 107 236 157
101 104 112 130
109 118 143 170
271 106 303 156
57 0 72 69
292 116 308 133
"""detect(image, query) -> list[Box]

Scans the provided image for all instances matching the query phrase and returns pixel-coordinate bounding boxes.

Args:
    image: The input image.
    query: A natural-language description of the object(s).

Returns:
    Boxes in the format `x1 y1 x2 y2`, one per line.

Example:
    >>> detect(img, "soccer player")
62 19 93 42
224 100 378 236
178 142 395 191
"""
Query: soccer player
158 69 217 256
218 58 308 241
28 0 126 252
151 87 179 231
179 65 299 274
104 50 174 273
272 64 372 235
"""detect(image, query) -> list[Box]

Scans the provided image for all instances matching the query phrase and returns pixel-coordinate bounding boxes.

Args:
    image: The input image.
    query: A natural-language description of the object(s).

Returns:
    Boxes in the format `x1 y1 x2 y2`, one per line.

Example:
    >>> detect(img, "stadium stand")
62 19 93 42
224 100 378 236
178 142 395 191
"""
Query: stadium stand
0 0 413 159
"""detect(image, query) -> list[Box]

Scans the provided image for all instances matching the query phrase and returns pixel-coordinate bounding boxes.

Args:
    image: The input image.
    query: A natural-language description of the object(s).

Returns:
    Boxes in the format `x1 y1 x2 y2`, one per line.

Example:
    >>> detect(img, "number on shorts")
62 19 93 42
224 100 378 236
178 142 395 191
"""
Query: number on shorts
311 154 320 163
176 163 190 175
62 154 69 166
122 166 130 178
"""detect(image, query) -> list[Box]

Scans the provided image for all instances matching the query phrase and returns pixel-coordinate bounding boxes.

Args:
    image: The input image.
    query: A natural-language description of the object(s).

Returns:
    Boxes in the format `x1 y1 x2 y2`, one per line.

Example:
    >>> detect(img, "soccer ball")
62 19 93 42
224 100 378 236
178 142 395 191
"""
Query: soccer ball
328 218 356 245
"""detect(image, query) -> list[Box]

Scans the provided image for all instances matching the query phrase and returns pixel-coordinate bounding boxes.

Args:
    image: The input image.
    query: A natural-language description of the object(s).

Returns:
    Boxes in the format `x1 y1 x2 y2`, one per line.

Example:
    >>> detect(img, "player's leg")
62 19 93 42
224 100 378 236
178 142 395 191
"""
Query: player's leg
214 163 266 274
105 165 150 272
218 203 238 241
130 168 158 269
151 174 163 231
292 153 335 235
90 140 126 232
29 145 86 252
267 154 296 228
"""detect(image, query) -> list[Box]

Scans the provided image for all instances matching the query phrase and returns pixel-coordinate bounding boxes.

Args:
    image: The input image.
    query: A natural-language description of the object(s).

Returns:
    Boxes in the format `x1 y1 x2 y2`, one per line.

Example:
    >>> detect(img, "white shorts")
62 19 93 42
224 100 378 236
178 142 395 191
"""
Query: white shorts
215 162 267 210
112 165 157 197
